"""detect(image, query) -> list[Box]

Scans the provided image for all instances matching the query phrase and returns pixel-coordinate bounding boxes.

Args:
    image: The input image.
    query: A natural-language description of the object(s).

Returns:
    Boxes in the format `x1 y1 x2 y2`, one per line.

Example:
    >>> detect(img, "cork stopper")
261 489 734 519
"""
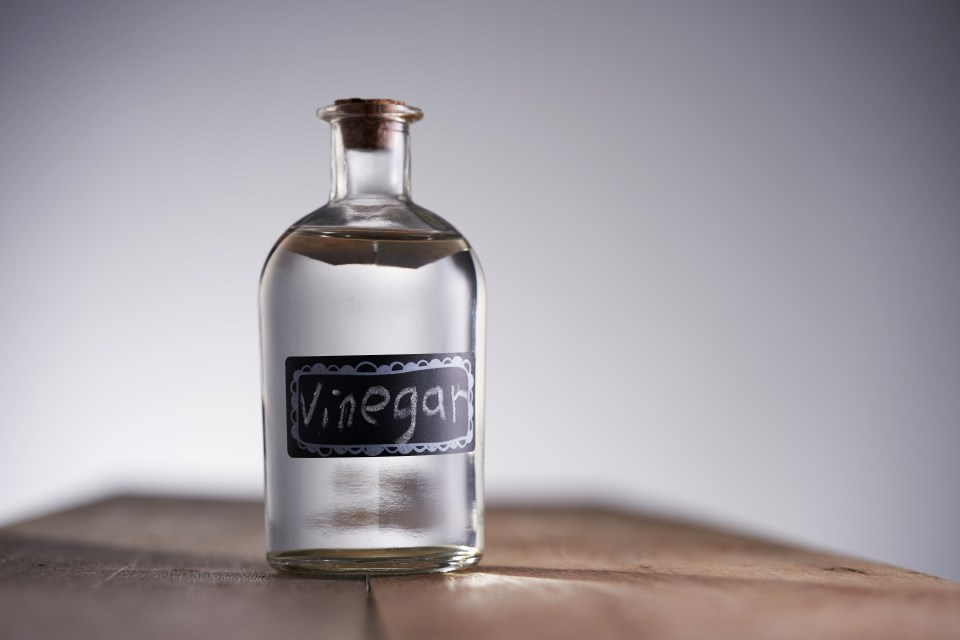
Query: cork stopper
318 98 423 150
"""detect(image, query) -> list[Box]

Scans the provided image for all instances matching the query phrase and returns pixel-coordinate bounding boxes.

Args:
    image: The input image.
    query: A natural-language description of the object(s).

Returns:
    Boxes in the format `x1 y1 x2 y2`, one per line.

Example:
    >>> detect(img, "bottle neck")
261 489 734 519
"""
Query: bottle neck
329 121 412 201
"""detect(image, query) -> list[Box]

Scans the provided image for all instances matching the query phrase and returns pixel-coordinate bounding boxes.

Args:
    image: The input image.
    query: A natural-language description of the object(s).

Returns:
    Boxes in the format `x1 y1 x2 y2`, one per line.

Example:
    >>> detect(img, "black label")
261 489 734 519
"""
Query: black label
285 353 476 458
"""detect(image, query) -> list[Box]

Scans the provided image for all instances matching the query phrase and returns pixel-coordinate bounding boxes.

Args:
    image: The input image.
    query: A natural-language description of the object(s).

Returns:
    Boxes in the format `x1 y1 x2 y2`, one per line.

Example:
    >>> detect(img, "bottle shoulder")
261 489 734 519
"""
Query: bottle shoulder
292 198 460 236
261 201 481 274
260 198 481 276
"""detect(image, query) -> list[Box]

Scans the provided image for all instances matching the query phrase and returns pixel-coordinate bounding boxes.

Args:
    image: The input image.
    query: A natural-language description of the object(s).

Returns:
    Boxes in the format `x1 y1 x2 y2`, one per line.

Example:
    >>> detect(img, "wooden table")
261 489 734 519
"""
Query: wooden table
1 496 957 639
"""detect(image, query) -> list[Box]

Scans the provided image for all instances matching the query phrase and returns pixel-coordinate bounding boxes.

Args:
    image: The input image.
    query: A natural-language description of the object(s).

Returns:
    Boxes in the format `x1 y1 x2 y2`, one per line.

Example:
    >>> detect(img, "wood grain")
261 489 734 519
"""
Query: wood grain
1 496 957 639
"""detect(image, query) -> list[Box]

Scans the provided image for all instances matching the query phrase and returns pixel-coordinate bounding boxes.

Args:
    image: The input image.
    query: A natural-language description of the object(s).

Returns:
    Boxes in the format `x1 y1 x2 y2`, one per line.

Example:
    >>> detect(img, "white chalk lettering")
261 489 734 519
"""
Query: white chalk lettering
301 382 322 425
393 387 417 444
338 394 356 430
422 386 446 421
361 386 390 425
451 385 469 424
298 366 471 445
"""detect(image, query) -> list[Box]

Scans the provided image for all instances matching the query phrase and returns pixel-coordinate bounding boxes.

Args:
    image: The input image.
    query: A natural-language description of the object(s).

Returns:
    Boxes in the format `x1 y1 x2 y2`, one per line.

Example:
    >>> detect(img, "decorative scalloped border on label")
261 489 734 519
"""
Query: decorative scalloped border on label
287 354 475 457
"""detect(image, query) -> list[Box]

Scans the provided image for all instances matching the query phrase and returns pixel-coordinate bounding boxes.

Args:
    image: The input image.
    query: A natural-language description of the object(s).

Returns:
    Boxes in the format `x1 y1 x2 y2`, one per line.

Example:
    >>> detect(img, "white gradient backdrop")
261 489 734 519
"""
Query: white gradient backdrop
1 1 958 579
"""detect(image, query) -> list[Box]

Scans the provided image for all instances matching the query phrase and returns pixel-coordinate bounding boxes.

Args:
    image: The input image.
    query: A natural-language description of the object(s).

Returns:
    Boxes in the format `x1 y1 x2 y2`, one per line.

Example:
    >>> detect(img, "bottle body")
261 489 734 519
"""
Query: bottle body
259 99 484 575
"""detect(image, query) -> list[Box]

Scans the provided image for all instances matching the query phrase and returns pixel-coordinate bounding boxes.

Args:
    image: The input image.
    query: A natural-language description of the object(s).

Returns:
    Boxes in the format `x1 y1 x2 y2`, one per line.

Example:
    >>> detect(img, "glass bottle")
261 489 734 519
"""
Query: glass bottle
259 99 485 575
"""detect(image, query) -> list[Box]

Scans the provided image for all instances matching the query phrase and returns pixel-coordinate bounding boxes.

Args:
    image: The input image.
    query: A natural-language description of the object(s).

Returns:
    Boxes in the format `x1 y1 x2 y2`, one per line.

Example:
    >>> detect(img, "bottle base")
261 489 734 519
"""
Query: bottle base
267 545 482 576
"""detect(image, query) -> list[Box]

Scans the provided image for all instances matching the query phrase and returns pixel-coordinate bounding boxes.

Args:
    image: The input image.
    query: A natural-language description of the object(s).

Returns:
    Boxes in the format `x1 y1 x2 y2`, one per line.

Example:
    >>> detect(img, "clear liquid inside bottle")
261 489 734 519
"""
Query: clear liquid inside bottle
260 223 485 574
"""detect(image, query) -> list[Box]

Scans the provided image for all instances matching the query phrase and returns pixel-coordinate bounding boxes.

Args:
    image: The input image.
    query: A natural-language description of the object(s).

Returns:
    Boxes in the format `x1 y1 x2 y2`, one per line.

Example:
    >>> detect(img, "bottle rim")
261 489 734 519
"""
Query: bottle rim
318 98 423 123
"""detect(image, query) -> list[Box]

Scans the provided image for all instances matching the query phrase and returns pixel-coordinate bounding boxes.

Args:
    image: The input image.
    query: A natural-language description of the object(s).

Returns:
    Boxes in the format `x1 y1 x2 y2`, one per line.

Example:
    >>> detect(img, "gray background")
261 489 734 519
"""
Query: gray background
2 1 958 580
